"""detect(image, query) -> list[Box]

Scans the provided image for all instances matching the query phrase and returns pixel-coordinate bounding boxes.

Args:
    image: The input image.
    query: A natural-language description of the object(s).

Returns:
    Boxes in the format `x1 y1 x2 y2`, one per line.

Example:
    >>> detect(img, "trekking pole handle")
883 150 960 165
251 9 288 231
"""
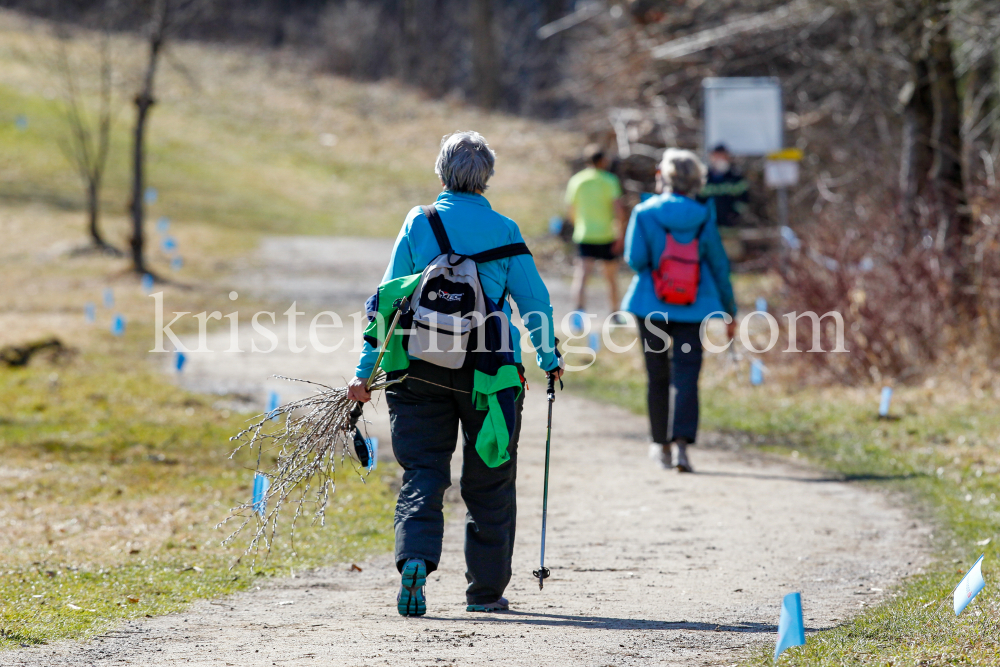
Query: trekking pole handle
364 297 409 392
546 372 556 401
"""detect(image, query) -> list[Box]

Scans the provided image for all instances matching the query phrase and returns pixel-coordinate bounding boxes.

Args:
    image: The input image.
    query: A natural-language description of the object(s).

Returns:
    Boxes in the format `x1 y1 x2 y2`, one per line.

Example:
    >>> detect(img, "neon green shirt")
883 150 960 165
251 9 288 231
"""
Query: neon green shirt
564 167 622 244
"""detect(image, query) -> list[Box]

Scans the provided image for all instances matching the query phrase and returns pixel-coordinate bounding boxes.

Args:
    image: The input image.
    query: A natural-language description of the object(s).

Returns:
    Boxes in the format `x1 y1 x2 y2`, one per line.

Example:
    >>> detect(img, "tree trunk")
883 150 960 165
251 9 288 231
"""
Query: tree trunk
899 59 934 241
472 0 500 109
129 1 166 275
87 178 104 247
925 15 973 313
130 94 153 274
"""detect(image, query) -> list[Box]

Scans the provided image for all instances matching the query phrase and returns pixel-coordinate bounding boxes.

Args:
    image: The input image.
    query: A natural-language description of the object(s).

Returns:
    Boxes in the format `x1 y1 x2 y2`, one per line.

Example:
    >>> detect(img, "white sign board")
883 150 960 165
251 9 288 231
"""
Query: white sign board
765 160 799 188
703 77 783 156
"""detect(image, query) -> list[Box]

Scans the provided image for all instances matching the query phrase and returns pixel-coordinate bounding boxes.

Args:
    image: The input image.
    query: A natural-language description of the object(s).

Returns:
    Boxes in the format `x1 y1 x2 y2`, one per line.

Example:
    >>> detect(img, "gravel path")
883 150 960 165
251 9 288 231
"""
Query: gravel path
5 237 931 667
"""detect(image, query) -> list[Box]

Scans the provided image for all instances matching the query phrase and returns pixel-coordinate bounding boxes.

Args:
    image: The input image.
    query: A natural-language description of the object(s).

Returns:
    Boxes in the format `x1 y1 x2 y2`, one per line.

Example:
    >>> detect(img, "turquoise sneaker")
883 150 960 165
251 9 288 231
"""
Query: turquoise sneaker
397 559 427 616
466 597 509 612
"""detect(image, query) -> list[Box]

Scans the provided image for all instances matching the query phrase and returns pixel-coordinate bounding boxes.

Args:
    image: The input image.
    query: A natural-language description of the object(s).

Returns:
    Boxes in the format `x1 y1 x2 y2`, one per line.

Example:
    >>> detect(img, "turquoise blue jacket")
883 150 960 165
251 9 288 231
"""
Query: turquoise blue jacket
621 193 737 322
355 190 559 378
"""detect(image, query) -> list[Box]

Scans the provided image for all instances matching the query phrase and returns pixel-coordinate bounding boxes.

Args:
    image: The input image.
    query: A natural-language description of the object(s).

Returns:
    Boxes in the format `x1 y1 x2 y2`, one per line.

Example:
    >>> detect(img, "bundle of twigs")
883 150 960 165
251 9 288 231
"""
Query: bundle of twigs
217 372 401 569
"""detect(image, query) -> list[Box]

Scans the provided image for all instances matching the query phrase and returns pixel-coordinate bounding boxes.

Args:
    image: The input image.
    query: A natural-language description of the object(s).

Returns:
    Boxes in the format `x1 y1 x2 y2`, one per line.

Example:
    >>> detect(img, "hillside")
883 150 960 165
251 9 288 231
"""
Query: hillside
0 10 580 243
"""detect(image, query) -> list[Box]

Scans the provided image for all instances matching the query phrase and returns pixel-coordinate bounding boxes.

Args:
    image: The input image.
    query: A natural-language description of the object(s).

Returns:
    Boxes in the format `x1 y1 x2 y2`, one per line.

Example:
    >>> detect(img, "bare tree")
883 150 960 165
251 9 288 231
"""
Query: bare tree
128 0 205 275
54 16 121 256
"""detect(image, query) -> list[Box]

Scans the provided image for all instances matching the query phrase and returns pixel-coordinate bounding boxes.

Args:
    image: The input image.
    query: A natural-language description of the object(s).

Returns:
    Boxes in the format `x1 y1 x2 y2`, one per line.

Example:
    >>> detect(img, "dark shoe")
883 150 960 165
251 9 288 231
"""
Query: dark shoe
466 597 509 612
397 559 427 616
674 442 694 473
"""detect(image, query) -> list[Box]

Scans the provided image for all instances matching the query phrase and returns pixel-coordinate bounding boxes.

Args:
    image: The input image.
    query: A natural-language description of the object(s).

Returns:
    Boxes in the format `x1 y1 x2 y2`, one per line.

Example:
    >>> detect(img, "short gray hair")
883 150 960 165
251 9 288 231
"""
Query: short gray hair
659 148 706 196
435 131 496 193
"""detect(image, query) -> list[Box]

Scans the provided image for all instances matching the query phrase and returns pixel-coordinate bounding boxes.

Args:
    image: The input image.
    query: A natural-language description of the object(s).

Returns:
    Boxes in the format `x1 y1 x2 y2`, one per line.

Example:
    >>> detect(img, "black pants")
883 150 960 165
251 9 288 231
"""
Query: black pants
385 359 523 605
636 319 703 445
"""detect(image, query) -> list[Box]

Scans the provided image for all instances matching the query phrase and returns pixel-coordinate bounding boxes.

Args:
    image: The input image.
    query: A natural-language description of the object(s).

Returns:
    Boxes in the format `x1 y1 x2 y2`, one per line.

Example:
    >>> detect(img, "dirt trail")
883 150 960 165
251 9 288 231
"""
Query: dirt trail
6 238 931 667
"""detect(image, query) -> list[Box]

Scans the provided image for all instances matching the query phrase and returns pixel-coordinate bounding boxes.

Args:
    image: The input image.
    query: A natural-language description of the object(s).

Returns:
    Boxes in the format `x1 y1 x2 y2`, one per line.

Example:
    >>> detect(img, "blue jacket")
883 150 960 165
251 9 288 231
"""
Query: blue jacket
355 190 559 378
621 193 737 322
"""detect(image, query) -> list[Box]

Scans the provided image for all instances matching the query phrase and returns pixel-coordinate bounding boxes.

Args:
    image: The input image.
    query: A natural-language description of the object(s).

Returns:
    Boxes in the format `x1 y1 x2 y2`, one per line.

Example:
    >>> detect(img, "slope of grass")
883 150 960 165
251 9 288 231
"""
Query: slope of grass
0 339 395 650
0 10 578 241
560 326 1000 665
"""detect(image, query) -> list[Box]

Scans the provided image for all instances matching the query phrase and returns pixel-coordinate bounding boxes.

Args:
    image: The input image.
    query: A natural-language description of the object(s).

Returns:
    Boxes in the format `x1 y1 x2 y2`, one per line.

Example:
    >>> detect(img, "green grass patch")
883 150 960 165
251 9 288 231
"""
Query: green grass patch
555 329 1000 665
0 347 394 650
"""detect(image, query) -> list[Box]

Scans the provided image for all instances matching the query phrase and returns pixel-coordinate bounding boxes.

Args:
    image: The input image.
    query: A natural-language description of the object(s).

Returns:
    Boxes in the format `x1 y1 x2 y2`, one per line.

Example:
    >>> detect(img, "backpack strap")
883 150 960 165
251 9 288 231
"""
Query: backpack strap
469 243 532 263
421 205 453 255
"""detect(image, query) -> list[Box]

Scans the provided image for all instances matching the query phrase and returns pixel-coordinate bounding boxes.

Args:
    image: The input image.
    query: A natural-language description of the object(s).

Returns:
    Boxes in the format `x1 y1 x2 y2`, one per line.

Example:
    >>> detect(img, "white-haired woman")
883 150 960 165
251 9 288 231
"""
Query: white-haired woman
348 131 563 616
621 148 737 472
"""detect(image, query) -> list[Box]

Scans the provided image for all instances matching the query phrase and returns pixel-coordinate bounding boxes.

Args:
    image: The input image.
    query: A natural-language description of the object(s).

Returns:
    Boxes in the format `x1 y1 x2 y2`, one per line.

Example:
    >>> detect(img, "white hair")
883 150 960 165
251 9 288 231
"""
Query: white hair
658 148 706 195
435 131 496 193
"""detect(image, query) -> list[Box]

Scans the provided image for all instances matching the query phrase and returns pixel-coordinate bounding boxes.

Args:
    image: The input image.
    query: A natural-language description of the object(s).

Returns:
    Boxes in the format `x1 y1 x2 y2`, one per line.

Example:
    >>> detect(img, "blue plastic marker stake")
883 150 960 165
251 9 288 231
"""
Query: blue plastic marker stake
111 314 126 337
141 273 154 293
162 236 177 253
588 332 600 352
84 302 96 323
953 554 986 616
15 115 27 130
366 437 379 472
878 386 892 418
103 287 114 308
774 592 806 659
569 310 584 334
266 390 280 421
252 473 270 518
548 216 562 236
750 359 764 386
144 187 158 204
755 297 768 313
171 256 184 271
174 350 186 373
156 216 170 233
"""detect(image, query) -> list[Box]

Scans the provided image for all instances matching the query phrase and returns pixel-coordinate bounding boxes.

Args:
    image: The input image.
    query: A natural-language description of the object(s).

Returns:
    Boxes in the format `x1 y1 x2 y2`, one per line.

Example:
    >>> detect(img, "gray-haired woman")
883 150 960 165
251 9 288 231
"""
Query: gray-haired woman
621 148 737 472
348 131 563 616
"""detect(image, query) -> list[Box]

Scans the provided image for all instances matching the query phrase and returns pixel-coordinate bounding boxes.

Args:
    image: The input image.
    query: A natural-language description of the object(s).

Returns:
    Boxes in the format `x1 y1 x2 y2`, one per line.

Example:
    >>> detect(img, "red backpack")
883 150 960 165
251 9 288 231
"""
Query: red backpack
651 218 707 305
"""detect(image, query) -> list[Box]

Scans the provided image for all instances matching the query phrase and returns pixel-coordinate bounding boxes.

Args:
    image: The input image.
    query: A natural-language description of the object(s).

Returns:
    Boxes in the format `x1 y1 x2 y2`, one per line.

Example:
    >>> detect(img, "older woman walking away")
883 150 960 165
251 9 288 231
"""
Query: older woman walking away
622 149 737 473
347 131 564 616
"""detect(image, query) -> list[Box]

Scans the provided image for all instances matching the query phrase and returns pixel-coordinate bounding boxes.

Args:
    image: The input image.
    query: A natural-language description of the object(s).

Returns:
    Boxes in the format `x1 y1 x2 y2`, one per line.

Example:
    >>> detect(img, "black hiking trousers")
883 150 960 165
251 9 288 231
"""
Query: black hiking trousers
385 359 524 605
636 318 703 445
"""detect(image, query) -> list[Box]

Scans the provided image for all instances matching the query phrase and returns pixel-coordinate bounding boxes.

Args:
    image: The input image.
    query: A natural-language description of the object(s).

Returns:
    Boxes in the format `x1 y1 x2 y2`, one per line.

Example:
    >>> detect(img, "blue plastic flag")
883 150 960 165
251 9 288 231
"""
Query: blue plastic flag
953 554 986 615
252 473 270 518
174 350 186 372
775 592 806 660
141 273 154 293
111 314 126 337
751 359 765 386
103 287 114 308
162 236 177 253
878 386 893 418
84 302 96 323
144 187 158 204
156 216 170 233
266 390 280 421
171 256 184 271
15 115 27 130
366 437 379 472
755 297 768 313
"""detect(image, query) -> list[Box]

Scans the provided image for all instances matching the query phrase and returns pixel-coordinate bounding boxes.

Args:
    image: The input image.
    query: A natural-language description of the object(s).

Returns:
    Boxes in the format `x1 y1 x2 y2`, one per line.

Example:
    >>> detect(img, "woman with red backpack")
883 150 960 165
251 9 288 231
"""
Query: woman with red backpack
621 149 737 472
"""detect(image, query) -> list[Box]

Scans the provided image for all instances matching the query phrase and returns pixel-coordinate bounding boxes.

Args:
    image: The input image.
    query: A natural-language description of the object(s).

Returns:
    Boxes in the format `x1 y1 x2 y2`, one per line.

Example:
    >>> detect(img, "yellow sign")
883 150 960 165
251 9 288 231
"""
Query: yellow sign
767 148 804 161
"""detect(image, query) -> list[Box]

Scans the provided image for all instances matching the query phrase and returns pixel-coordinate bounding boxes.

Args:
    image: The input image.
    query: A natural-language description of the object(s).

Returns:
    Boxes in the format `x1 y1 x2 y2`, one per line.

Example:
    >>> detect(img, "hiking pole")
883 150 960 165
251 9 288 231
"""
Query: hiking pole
349 297 410 466
533 371 558 590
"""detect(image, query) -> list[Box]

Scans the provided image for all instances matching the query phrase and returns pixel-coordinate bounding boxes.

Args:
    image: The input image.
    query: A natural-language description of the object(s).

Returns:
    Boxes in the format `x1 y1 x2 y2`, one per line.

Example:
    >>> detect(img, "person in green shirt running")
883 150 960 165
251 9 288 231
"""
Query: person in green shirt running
564 144 627 325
